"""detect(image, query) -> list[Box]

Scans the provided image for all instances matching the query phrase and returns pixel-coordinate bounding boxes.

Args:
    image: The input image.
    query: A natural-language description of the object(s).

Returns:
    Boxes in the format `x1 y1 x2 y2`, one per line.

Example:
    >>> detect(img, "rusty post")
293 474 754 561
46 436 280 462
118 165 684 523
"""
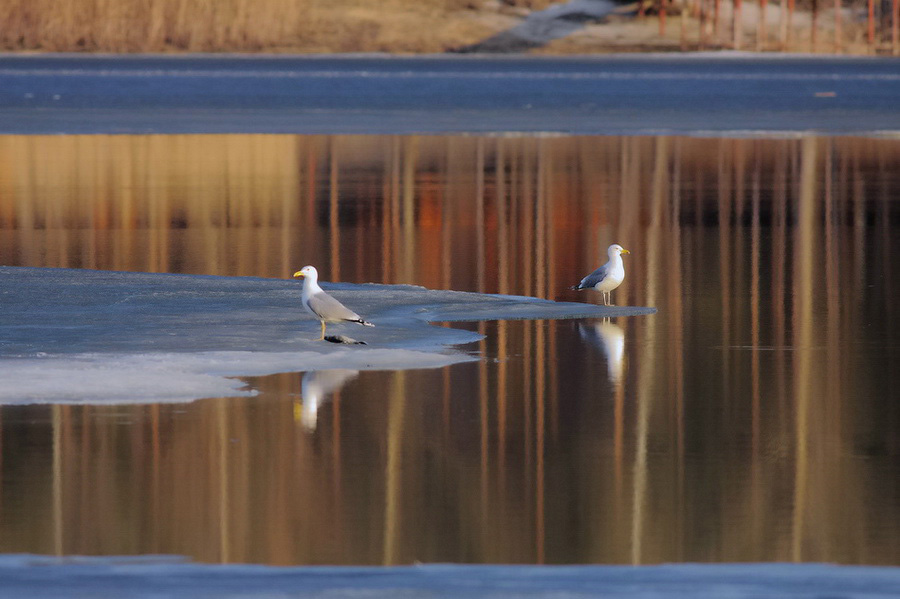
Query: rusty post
894 0 899 55
758 0 767 50
779 0 788 49
714 0 721 43
812 0 818 51
834 0 841 53
868 0 875 51
660 0 667 36
788 0 795 49
699 0 707 48
734 0 743 49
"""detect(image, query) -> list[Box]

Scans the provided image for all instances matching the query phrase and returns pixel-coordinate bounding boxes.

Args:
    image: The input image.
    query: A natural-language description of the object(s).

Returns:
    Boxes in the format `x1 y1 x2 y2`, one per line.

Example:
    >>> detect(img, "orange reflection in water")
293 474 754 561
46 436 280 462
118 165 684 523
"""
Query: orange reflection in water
0 134 898 566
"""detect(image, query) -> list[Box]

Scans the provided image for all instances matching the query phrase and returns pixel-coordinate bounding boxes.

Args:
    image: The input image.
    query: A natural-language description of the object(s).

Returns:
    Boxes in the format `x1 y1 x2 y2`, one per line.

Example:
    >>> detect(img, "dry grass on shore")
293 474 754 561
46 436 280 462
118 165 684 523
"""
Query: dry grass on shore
0 0 551 53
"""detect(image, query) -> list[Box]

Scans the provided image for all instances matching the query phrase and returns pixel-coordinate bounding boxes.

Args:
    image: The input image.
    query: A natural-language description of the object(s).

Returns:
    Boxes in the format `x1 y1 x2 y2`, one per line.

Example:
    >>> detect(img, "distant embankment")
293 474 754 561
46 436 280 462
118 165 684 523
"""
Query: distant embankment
1 0 898 54
0 0 532 53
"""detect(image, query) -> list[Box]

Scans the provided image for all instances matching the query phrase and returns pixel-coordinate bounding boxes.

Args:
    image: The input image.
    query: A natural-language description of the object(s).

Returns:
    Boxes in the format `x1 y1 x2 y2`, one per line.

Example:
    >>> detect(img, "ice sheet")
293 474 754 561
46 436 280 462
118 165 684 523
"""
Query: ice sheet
2 55 900 135
0 266 654 404
0 555 896 599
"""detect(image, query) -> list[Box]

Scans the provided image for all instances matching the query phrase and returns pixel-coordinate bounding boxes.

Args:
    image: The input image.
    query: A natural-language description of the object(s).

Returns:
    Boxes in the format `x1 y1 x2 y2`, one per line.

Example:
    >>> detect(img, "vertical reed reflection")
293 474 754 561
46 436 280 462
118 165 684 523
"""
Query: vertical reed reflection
749 146 762 554
791 137 817 562
216 399 231 563
383 371 405 565
0 134 898 566
51 405 62 556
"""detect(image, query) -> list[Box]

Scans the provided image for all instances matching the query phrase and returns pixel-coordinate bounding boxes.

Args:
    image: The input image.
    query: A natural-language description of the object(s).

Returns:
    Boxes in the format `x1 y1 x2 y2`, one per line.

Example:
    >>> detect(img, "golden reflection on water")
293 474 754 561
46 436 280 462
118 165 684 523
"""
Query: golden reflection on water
0 134 898 566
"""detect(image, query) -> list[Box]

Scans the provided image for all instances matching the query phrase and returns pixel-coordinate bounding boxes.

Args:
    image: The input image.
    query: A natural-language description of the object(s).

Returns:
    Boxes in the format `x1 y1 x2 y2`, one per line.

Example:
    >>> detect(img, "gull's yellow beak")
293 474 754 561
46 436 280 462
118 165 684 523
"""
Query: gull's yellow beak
292 270 305 279
621 248 631 254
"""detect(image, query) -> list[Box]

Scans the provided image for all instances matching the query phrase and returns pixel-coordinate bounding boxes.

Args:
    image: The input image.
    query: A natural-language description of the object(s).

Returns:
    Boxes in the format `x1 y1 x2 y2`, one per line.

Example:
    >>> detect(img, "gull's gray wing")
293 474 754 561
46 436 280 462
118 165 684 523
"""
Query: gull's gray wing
576 263 611 290
306 291 363 322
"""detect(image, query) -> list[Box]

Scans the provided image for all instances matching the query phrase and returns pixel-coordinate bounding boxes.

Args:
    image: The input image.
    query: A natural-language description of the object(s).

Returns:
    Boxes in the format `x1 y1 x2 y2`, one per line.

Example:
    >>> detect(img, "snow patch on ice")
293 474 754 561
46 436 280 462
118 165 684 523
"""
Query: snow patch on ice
0 349 473 404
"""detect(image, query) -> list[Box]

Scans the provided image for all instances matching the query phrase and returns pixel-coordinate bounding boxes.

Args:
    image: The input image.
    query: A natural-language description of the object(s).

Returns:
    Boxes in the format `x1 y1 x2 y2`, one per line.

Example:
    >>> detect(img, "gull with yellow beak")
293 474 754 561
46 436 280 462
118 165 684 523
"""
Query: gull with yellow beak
292 265 374 340
571 244 631 306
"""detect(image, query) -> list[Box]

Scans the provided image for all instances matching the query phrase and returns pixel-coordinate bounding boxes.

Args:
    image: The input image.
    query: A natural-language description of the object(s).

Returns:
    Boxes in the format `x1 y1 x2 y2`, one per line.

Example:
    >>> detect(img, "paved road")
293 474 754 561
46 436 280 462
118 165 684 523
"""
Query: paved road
1 54 899 135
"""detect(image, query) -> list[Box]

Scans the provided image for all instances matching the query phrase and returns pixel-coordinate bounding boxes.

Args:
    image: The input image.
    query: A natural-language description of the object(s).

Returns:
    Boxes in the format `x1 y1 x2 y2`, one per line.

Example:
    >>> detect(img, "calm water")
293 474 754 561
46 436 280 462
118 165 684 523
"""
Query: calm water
0 134 898 566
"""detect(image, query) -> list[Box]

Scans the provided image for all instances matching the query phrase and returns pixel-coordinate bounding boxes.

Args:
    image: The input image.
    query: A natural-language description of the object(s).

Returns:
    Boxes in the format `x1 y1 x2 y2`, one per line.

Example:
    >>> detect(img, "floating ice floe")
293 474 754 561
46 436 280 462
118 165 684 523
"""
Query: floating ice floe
0 266 654 404
0 555 896 599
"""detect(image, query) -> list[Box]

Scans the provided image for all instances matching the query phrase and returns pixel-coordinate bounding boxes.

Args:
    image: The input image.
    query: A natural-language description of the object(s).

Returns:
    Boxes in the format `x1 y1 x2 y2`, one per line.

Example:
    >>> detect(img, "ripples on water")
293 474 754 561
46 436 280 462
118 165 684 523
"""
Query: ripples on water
0 135 897 565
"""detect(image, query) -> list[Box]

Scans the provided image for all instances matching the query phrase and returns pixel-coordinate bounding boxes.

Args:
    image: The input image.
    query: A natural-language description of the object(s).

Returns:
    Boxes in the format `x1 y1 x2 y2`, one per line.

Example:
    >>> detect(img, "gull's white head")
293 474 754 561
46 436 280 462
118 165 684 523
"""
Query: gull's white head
608 244 630 257
292 265 318 281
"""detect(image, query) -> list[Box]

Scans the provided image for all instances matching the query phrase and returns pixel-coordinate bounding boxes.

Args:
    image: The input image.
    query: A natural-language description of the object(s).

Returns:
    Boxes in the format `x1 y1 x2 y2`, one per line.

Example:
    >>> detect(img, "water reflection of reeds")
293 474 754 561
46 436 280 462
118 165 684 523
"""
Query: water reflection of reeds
0 134 897 566
3 135 897 288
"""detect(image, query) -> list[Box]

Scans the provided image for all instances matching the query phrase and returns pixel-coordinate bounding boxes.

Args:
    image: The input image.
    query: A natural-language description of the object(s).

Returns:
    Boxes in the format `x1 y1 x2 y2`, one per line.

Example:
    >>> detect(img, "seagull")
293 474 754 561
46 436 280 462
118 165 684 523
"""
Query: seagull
571 244 630 306
292 265 374 340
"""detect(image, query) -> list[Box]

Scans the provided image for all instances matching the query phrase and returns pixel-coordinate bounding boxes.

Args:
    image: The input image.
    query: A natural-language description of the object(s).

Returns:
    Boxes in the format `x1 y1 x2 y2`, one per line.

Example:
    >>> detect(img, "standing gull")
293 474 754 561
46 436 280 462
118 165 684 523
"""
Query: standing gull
571 244 630 306
292 265 374 340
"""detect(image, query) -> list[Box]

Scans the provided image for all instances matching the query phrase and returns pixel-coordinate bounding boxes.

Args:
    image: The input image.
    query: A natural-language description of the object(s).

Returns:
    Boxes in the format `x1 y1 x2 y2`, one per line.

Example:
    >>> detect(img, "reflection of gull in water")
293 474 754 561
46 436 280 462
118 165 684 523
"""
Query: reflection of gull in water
292 265 374 341
571 244 630 306
579 319 625 384
295 369 359 431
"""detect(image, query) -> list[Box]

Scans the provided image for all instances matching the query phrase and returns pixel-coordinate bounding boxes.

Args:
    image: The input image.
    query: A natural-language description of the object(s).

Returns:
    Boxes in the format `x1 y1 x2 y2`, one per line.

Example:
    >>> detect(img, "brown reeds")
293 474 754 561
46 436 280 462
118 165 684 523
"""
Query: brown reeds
0 0 495 53
1 0 306 51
